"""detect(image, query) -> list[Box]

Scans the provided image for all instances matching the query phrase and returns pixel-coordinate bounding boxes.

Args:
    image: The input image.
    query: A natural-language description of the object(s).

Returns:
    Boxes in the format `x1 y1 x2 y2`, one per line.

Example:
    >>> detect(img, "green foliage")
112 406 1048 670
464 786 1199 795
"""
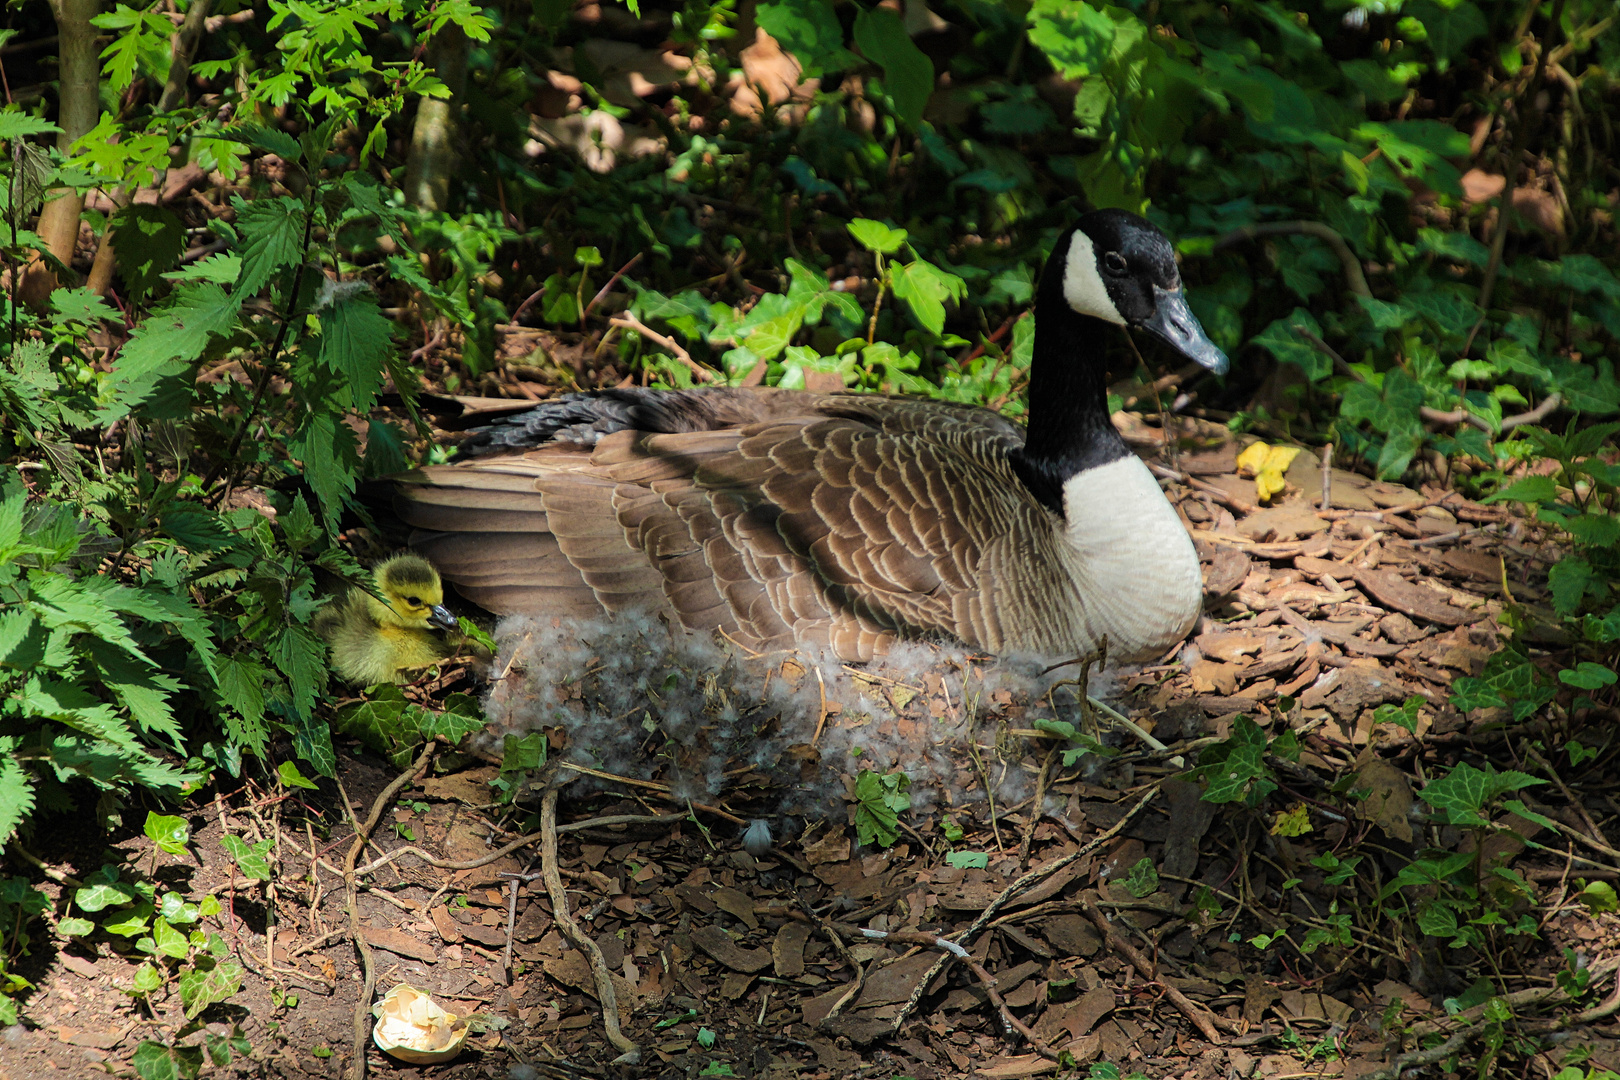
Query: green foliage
853 769 911 848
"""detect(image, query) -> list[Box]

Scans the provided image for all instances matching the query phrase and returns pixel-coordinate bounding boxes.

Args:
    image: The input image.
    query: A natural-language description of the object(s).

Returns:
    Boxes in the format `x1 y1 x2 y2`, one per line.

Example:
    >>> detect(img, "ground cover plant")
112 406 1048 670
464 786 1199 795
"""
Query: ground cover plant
0 0 1616 1076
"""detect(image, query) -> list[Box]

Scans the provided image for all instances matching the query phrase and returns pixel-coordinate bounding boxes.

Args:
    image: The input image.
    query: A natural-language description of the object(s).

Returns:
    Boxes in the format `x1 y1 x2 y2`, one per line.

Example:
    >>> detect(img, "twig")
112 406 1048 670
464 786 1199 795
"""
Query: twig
557 761 745 824
795 892 866 1022
1319 443 1333 512
341 740 439 1080
1359 1031 1470 1080
1019 748 1057 869
610 312 715 382
1080 894 1230 1041
502 875 520 985
9 844 84 888
1087 695 1181 768
541 786 640 1063
860 928 1056 1059
1212 221 1370 299
891 785 1161 1034
583 252 642 319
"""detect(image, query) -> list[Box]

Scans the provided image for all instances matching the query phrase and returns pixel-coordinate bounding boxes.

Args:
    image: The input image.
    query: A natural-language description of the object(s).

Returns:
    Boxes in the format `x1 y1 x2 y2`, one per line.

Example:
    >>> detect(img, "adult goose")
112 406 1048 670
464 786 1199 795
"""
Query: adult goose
395 209 1228 663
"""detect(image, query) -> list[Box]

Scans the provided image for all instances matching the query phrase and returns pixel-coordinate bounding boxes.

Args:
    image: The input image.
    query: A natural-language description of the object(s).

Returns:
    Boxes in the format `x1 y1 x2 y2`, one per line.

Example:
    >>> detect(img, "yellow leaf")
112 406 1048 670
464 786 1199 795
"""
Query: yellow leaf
1271 803 1313 837
1236 441 1302 503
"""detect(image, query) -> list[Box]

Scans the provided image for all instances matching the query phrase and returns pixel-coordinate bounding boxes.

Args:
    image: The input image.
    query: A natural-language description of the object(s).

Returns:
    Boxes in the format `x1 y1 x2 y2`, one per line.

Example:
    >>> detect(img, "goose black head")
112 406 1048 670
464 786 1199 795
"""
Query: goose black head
1060 209 1229 375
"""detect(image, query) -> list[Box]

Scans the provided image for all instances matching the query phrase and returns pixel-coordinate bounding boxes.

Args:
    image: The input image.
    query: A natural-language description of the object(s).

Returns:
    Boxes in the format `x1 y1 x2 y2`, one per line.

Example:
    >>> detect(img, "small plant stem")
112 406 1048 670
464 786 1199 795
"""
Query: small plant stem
866 253 885 345
203 184 318 503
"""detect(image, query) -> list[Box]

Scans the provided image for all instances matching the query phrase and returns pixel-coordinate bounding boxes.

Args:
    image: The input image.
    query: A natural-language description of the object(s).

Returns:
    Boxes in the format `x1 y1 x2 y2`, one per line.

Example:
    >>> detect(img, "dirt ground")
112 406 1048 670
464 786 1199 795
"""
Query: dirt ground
5 413 1620 1080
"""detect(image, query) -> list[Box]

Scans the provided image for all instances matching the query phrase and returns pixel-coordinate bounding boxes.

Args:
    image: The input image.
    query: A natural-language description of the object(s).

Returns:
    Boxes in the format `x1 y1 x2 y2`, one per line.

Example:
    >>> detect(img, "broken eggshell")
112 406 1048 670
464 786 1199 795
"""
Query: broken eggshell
371 983 468 1064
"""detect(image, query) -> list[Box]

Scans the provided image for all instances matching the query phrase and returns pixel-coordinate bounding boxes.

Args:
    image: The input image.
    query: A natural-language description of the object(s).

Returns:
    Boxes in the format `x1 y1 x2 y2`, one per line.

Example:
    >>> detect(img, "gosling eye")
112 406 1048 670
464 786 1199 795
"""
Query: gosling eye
404 596 423 607
1103 251 1129 276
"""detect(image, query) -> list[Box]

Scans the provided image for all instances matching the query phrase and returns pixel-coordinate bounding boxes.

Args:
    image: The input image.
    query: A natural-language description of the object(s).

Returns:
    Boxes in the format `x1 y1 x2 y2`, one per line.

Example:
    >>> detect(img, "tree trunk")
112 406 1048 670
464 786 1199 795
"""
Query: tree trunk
22 0 102 306
402 24 469 212
87 0 213 296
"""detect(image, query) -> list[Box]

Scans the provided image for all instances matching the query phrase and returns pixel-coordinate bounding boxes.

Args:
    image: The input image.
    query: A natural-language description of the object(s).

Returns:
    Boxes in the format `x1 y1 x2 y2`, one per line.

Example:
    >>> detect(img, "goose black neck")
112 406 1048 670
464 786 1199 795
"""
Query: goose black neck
1010 275 1131 514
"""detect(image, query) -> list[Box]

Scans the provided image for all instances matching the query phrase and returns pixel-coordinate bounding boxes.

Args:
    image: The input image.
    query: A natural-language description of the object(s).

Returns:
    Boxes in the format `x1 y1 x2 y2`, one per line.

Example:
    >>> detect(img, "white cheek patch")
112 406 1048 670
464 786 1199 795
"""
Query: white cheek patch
1062 230 1126 326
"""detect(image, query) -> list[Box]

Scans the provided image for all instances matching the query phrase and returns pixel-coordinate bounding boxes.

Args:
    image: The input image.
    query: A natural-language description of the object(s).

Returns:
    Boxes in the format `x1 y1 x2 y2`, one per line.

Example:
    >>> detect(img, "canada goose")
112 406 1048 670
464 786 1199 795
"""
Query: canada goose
316 554 461 685
396 210 1228 663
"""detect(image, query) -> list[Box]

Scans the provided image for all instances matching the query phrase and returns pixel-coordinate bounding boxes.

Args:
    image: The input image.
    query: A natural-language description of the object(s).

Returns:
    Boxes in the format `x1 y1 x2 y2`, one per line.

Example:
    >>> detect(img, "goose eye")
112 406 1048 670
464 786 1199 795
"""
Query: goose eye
1103 251 1128 276
404 596 422 606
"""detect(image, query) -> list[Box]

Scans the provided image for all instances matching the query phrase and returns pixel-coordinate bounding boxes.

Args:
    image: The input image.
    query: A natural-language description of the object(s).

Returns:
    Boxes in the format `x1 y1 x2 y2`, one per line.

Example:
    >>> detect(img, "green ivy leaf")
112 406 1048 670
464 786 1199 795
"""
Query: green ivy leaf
1253 309 1328 379
848 219 907 255
144 812 191 856
1559 662 1617 690
221 835 274 881
178 960 244 1019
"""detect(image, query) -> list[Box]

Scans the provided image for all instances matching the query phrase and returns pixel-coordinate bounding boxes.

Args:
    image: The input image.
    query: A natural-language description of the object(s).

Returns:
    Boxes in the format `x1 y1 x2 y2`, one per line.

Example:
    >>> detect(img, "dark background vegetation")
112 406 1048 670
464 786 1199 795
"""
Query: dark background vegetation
0 0 1617 1074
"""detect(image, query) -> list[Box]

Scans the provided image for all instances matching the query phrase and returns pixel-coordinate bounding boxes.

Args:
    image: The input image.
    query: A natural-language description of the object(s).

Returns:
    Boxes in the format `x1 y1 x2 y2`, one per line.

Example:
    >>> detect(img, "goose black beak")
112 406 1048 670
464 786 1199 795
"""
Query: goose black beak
428 605 459 631
1141 286 1229 375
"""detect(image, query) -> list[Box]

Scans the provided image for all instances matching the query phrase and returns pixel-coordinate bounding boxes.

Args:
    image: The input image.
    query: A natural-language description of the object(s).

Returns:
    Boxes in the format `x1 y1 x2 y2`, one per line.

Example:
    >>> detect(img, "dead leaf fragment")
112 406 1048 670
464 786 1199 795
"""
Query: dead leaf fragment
690 925 772 973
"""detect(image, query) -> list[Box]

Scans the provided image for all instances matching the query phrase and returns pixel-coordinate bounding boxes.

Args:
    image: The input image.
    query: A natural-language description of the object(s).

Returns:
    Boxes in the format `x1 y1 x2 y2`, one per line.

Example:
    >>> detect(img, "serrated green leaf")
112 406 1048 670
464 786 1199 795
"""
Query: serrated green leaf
314 286 393 415
102 283 240 423
0 752 34 846
233 195 306 299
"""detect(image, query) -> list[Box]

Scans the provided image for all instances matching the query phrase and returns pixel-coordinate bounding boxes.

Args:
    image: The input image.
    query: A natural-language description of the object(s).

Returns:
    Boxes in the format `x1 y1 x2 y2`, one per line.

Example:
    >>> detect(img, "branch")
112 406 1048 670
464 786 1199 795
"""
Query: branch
610 312 717 382
541 786 640 1063
1213 221 1371 299
1081 894 1231 1042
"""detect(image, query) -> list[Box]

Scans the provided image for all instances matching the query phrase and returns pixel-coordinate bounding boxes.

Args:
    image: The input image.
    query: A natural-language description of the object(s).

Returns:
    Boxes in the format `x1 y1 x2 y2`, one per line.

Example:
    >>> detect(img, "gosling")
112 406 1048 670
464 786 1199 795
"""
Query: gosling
316 554 460 686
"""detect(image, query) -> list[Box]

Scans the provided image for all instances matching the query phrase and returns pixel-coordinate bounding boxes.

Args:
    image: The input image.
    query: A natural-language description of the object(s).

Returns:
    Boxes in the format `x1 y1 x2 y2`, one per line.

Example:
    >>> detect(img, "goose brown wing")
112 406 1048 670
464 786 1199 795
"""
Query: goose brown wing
396 396 1050 660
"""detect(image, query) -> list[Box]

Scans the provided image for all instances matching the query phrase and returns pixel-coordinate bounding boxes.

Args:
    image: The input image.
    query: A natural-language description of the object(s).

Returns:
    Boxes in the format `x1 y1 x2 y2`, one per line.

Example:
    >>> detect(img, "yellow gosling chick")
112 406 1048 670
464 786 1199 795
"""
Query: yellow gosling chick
316 554 460 686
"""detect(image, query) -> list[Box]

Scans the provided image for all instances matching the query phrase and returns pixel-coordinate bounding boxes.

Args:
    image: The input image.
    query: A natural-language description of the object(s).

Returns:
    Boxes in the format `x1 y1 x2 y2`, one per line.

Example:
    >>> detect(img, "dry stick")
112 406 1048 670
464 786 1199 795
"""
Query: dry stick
890 785 1161 1034
1078 894 1229 1042
1320 443 1333 512
1524 742 1618 855
582 252 642 320
1295 326 1562 431
1360 1031 1471 1080
557 761 745 824
609 311 715 382
1405 955 1620 1039
860 928 1056 1059
340 740 440 1080
1018 748 1058 868
794 893 867 1021
1212 221 1370 299
540 786 640 1063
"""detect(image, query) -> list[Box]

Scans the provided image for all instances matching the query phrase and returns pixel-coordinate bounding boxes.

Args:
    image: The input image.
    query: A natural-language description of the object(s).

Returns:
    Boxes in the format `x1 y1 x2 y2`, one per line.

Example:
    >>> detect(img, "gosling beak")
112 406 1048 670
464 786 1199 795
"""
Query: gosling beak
428 605 459 632
1141 285 1229 375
